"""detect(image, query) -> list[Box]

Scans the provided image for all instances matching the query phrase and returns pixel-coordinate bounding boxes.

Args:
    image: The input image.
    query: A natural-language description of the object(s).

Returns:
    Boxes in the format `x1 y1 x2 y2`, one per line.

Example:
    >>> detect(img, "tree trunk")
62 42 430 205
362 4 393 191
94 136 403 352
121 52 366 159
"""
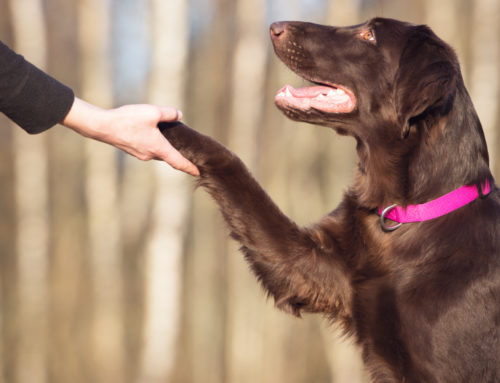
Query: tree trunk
43 0 89 380
469 0 500 175
423 0 460 50
77 0 124 381
9 1 50 382
111 2 154 381
0 1 15 382
170 0 236 382
225 0 267 381
137 0 190 381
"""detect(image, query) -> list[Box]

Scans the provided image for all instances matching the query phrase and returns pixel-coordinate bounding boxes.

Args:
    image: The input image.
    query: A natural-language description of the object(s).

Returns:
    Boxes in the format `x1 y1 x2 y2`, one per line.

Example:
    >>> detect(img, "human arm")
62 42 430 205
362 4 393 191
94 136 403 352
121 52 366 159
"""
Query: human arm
0 40 199 176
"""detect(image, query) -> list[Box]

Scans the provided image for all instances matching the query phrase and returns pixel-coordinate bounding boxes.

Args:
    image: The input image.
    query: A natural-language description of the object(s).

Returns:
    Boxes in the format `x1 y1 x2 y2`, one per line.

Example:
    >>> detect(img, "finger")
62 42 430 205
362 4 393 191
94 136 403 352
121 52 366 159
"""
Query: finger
167 152 200 177
158 144 200 177
157 106 183 122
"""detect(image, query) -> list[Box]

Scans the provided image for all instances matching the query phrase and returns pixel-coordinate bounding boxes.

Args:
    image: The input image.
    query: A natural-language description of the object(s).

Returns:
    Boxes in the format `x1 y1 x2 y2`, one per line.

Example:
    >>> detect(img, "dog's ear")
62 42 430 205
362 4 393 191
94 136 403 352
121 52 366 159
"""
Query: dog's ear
395 26 458 138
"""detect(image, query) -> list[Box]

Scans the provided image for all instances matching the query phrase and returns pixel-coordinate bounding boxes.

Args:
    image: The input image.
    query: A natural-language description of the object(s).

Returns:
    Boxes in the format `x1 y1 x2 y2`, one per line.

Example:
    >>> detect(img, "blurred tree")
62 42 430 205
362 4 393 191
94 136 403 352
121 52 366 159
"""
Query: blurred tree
469 0 500 176
138 0 191 382
9 1 50 382
0 1 14 382
110 1 155 380
77 0 124 381
172 1 236 382
43 0 90 380
224 0 270 382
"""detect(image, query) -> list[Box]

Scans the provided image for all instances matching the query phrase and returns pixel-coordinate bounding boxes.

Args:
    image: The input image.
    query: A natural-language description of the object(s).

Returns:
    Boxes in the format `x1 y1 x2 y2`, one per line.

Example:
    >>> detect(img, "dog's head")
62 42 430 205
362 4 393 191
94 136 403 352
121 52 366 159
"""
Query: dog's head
270 17 459 141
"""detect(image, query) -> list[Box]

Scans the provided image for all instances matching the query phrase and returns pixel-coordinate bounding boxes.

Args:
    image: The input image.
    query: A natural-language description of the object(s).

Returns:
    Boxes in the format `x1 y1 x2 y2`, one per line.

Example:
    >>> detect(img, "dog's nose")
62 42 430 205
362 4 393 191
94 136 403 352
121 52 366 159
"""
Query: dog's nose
270 22 286 39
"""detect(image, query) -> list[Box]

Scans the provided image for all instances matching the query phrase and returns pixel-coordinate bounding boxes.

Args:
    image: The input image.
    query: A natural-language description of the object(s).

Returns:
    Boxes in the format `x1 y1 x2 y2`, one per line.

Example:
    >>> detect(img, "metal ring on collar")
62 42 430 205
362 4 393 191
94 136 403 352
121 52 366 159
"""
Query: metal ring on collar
380 204 403 232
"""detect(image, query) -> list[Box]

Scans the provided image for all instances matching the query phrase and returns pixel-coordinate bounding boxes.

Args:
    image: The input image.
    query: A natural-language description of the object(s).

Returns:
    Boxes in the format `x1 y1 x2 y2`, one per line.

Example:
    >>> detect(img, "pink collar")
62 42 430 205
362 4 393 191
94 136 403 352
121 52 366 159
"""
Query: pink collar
378 179 492 231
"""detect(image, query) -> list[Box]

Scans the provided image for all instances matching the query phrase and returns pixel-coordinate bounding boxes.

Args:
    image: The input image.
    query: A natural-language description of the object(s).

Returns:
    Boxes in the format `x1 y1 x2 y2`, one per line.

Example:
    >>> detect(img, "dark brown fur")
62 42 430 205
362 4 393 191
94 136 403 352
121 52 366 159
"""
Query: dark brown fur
160 18 500 382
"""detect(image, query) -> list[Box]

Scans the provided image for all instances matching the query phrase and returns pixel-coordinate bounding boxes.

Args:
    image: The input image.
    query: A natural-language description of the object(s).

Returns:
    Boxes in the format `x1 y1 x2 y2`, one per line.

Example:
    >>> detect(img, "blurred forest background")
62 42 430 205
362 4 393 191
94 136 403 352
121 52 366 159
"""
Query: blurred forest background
0 0 499 382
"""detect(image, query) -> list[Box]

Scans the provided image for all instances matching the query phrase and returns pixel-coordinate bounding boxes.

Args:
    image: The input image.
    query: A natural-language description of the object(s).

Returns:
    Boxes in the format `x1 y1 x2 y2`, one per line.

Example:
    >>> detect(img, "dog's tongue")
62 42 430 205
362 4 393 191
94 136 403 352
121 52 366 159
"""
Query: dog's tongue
275 84 355 114
284 85 338 98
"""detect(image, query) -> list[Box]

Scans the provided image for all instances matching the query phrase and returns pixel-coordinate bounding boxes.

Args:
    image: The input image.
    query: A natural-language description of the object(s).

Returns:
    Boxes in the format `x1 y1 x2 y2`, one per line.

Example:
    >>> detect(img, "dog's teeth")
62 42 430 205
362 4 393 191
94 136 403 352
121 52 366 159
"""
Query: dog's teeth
328 89 336 97
317 94 326 100
336 88 346 95
277 91 286 98
285 87 292 97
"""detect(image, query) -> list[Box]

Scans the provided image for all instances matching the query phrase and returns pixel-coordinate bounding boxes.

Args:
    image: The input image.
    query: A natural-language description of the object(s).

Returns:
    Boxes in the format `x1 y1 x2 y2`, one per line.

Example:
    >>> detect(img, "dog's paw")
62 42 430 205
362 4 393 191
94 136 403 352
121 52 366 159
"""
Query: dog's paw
158 121 236 171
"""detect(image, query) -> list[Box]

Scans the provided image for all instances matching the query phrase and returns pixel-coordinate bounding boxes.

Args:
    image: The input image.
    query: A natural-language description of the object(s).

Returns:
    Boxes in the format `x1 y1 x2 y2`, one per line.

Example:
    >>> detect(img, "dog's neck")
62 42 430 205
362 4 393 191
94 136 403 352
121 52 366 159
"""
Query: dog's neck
353 82 492 209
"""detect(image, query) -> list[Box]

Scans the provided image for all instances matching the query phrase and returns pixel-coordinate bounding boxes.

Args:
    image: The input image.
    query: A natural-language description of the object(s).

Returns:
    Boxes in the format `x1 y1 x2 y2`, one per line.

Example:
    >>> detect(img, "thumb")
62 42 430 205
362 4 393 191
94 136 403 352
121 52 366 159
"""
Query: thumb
157 106 183 122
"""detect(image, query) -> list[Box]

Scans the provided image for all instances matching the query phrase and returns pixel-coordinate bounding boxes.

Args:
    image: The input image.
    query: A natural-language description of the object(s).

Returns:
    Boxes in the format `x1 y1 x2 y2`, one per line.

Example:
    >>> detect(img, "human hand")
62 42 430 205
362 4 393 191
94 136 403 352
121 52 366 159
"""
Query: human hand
62 98 200 176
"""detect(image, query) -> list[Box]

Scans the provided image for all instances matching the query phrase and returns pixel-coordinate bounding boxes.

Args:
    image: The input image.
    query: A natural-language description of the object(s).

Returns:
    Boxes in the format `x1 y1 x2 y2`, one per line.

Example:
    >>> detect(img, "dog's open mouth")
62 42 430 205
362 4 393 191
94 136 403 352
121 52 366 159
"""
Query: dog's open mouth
275 84 356 114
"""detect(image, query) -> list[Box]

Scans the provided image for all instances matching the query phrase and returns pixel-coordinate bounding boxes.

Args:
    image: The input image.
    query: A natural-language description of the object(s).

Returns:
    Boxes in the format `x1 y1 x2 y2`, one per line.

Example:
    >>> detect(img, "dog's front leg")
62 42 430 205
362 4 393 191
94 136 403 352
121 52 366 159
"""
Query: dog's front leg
160 122 352 318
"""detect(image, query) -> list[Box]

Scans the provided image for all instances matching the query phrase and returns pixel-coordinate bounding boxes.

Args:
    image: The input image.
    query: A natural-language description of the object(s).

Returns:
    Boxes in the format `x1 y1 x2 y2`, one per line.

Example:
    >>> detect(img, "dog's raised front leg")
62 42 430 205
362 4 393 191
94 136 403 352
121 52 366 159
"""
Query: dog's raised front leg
160 122 352 319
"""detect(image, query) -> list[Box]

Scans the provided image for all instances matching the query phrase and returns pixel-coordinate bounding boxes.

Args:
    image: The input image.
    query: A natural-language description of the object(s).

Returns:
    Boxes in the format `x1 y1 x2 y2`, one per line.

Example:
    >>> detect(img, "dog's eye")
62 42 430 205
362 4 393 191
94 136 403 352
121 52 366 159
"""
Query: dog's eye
360 30 376 42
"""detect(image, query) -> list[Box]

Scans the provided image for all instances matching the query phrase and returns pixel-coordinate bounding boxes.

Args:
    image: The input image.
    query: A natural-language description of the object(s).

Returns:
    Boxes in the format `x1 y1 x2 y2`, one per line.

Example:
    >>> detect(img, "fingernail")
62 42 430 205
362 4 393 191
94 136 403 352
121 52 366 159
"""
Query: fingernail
177 110 183 120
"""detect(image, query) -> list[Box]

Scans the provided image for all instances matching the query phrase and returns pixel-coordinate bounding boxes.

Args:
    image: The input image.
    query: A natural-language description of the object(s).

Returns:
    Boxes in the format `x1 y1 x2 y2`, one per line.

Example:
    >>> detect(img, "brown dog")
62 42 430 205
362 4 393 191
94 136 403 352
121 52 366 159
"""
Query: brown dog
161 18 500 382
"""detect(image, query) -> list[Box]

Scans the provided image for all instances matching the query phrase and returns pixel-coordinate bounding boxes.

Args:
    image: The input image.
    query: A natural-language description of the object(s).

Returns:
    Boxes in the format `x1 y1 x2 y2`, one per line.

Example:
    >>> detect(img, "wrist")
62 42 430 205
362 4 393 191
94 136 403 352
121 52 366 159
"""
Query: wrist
61 97 109 140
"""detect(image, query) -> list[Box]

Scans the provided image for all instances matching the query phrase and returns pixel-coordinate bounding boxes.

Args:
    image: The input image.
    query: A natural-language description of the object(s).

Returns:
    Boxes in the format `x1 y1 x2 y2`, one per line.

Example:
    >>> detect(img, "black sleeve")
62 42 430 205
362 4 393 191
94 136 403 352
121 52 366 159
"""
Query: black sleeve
0 40 75 134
